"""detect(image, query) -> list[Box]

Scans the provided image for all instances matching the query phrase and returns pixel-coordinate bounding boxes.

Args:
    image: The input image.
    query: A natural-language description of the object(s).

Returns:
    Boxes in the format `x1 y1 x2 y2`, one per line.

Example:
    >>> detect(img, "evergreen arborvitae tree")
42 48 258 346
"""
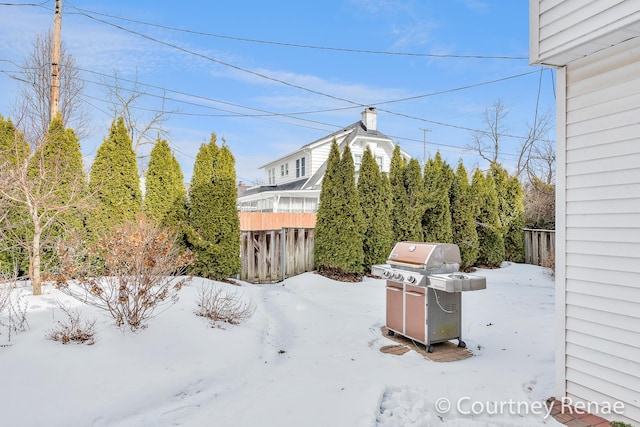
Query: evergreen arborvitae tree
89 117 141 235
32 115 86 224
187 137 217 276
187 134 240 279
506 174 525 263
357 146 393 271
315 141 364 276
490 164 525 263
209 143 241 278
144 138 187 228
402 158 425 241
451 161 479 270
471 168 505 267
0 115 29 166
389 145 407 242
380 171 393 249
28 115 86 276
0 115 30 276
422 152 454 243
314 140 341 272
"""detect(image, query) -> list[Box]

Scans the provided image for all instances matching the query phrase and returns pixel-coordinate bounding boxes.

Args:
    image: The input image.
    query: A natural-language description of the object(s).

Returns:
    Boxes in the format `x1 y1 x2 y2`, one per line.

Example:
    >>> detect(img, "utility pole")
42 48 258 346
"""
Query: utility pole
50 0 62 122
419 128 431 165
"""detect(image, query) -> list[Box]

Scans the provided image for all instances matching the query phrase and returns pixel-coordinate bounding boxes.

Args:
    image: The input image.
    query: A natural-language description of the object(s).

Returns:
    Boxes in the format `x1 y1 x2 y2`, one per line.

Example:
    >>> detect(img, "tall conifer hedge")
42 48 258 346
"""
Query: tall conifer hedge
89 117 141 235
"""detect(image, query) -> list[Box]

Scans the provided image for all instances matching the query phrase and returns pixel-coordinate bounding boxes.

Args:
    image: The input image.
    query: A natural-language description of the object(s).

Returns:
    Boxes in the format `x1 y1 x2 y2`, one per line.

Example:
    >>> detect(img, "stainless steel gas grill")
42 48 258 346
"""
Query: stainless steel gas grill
372 241 486 353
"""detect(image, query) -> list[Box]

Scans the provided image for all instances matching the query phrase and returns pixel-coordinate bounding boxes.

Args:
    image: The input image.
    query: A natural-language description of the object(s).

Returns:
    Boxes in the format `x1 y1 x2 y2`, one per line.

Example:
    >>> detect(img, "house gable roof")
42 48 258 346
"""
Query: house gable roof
259 118 395 170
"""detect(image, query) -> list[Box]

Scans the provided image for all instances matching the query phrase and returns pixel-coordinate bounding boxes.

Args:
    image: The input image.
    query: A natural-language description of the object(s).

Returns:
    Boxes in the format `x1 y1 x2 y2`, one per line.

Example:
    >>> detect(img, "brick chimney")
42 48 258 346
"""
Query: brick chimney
361 107 377 131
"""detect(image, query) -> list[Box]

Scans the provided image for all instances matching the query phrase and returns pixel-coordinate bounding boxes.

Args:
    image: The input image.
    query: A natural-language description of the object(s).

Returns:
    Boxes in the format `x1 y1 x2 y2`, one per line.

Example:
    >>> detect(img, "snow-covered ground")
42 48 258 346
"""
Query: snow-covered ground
0 263 559 427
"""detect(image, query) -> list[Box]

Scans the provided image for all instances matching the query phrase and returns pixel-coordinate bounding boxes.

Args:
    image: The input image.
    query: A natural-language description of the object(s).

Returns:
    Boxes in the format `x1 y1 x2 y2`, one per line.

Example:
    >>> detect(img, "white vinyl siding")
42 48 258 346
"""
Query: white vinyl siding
561 35 640 424
311 143 331 173
531 0 640 66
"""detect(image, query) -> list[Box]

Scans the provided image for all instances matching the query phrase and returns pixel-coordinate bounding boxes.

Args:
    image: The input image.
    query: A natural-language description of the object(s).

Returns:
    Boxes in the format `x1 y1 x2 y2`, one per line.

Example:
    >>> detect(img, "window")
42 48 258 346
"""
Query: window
268 168 275 185
296 157 306 178
376 156 383 170
281 163 289 177
354 154 362 171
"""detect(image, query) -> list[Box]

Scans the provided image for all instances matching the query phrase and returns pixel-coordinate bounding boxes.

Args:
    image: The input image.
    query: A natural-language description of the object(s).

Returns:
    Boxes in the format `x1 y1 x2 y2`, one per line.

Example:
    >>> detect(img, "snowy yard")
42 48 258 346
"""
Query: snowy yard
0 263 559 426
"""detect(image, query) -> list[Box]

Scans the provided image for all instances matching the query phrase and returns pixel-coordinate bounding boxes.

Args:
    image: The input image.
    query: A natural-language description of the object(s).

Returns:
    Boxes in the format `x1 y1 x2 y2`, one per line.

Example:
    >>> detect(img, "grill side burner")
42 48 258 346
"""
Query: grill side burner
372 241 486 353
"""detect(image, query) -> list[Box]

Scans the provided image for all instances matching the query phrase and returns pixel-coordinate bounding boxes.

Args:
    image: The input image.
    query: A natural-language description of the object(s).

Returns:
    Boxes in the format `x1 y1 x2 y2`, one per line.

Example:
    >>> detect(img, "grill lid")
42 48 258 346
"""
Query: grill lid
387 241 461 272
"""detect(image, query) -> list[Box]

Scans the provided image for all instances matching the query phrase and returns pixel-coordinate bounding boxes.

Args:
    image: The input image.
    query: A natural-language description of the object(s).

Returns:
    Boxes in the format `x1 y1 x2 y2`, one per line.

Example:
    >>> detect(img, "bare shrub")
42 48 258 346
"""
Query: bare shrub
56 214 193 331
0 281 29 342
196 284 255 327
47 304 96 345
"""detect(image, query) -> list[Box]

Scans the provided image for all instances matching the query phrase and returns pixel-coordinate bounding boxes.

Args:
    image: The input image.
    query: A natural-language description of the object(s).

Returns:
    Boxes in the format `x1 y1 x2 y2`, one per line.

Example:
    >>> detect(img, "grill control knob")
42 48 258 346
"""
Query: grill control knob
383 269 392 278
394 272 404 281
407 275 417 284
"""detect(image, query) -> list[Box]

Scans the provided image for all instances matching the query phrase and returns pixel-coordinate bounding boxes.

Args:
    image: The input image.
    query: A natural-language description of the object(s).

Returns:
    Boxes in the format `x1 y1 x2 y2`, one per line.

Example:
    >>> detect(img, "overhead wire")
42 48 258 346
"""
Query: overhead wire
0 2 546 142
65 3 527 61
1 55 551 157
0 3 551 169
0 1 48 6
65 3 542 128
65 4 368 109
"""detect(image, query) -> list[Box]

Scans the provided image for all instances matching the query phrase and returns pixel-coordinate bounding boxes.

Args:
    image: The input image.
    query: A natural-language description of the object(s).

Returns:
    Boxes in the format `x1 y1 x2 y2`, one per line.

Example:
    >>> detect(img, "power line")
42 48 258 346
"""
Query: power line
66 5 539 116
65 5 367 109
0 1 48 6
65 3 527 61
2 56 553 146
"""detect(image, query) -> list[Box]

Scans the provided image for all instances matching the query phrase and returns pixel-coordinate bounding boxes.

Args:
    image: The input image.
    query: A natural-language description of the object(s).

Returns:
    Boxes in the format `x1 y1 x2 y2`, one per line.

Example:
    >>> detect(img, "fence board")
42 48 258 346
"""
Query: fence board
240 228 315 283
243 228 550 281
524 229 556 268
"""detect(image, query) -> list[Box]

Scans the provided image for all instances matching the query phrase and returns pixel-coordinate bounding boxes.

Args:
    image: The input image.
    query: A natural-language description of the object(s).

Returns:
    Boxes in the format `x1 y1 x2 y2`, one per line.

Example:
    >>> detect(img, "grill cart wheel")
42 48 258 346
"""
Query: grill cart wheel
427 345 434 353
458 340 466 348
388 330 395 336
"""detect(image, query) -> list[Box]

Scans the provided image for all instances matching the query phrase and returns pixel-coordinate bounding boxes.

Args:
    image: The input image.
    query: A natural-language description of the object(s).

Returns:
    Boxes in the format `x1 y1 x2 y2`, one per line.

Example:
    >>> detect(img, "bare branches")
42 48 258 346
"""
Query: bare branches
0 281 29 342
105 73 175 163
195 285 256 328
14 30 90 146
55 215 194 331
468 99 510 164
46 303 96 345
467 100 555 186
0 148 91 295
516 109 554 182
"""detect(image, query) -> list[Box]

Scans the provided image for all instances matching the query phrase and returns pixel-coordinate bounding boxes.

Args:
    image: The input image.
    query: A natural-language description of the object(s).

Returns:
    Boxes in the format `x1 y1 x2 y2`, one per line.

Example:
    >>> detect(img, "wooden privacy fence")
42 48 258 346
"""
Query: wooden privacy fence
240 228 314 283
524 228 555 268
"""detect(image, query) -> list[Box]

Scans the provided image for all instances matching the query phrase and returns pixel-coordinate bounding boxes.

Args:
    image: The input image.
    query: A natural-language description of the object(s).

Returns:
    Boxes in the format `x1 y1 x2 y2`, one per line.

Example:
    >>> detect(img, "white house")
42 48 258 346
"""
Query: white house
237 107 410 213
530 1 640 424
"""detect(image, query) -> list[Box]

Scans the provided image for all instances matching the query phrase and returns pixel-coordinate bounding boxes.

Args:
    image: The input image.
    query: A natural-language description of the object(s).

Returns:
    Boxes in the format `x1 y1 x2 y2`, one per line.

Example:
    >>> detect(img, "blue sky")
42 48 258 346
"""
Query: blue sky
0 0 555 185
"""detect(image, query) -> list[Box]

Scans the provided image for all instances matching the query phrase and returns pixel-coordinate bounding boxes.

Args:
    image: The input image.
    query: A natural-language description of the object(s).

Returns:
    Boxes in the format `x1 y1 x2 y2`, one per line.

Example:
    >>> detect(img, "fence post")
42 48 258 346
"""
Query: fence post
523 228 555 267
281 227 287 281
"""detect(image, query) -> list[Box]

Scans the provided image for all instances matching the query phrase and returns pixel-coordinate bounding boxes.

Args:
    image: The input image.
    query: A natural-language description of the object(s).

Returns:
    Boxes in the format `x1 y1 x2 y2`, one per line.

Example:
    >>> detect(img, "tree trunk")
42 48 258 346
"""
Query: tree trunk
31 228 42 296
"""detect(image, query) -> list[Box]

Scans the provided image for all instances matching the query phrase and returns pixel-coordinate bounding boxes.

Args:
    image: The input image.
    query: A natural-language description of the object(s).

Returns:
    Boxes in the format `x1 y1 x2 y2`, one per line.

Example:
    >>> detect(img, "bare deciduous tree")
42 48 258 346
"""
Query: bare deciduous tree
468 99 510 165
15 30 90 146
0 155 89 295
106 73 176 166
468 100 555 184
0 113 91 296
515 109 554 182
